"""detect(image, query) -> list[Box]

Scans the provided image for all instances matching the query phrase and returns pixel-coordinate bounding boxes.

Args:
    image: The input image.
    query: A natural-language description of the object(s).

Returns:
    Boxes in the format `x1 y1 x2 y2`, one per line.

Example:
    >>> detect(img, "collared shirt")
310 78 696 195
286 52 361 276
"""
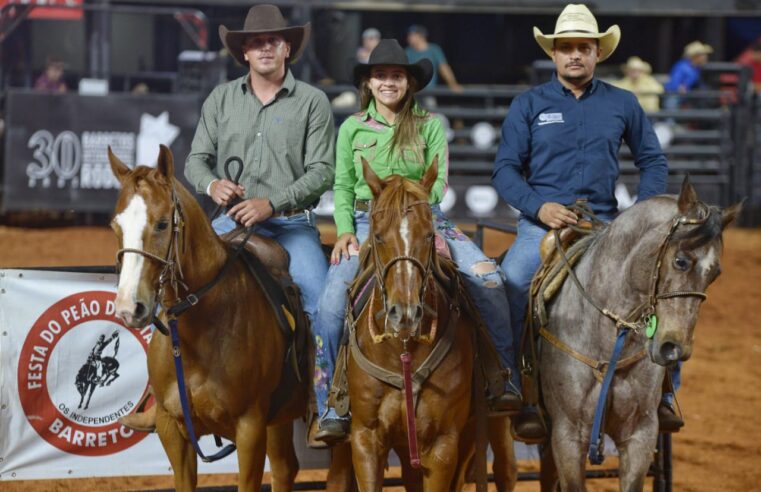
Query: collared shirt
184 70 335 212
664 59 701 92
492 76 668 219
333 99 448 236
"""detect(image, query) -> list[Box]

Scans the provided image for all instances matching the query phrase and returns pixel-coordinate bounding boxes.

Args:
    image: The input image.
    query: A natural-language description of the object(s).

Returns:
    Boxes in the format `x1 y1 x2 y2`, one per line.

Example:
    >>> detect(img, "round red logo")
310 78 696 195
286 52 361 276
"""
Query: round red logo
17 291 153 456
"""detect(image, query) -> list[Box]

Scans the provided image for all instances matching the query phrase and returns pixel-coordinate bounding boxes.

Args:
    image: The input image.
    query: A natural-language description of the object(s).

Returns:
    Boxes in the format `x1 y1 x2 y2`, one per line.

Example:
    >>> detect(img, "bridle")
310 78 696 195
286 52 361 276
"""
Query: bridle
115 186 188 313
369 199 435 340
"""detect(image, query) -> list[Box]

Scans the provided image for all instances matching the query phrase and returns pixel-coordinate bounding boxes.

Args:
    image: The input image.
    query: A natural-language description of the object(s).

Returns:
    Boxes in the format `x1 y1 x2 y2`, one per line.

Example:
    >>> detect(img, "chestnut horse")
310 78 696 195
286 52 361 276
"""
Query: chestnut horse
342 158 514 491
108 145 310 491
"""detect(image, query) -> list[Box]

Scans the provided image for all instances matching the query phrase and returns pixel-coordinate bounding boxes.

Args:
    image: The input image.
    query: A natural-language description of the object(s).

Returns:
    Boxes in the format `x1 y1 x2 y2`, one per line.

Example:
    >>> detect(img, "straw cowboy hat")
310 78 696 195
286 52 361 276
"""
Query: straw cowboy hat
219 4 311 66
622 56 652 74
353 39 433 90
533 4 621 62
683 41 713 58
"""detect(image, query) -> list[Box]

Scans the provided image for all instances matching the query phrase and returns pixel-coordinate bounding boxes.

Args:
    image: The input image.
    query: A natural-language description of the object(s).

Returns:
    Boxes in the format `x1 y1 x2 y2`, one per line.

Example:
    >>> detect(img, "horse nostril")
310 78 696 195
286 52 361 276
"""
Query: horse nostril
412 304 424 324
134 302 148 321
388 304 401 325
660 342 683 362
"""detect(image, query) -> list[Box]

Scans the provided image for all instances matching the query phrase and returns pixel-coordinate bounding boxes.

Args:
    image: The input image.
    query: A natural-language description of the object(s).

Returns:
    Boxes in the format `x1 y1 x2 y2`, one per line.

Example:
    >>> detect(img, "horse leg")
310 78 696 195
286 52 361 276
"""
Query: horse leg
549 420 587 492
350 426 388 492
489 416 517 492
155 404 197 491
421 433 459 492
326 442 356 492
617 427 658 492
266 421 299 492
539 441 560 492
236 412 269 491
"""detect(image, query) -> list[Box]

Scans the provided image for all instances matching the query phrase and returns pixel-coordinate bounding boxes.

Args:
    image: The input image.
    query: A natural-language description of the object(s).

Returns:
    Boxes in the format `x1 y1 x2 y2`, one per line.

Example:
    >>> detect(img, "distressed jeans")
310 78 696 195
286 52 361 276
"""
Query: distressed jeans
211 212 328 322
500 214 681 396
312 205 515 421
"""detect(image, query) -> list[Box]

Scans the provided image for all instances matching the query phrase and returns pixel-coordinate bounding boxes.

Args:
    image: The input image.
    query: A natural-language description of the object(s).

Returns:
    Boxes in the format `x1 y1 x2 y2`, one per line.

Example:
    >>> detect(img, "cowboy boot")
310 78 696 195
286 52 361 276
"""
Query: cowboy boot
658 401 684 433
118 388 156 433
511 406 547 443
489 388 522 415
314 414 350 446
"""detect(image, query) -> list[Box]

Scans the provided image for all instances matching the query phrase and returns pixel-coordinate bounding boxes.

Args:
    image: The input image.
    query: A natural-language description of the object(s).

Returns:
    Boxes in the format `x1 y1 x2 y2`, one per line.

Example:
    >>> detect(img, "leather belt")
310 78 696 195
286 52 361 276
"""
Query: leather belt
273 208 305 218
354 199 371 212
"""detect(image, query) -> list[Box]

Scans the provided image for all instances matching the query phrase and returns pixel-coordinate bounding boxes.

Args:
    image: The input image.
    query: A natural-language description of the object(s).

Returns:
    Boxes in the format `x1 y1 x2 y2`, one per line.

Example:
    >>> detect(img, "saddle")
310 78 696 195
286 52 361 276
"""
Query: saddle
220 227 311 422
327 241 506 418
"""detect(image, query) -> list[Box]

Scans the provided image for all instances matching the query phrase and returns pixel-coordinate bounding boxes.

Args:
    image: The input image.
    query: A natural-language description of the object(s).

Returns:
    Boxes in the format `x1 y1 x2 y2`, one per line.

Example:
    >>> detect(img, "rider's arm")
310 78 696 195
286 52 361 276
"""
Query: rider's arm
421 115 449 203
623 92 668 201
333 120 358 237
185 88 221 195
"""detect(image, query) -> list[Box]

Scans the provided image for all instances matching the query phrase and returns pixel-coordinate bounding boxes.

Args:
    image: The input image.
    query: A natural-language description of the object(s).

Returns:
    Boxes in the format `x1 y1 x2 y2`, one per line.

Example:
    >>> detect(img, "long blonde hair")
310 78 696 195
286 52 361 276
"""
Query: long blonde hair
359 69 428 161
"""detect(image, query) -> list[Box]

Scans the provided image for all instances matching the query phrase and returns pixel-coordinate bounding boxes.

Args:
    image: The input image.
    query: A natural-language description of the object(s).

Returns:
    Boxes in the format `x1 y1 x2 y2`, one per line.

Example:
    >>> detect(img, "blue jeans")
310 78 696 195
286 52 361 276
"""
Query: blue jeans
211 212 327 321
312 206 515 421
500 214 681 396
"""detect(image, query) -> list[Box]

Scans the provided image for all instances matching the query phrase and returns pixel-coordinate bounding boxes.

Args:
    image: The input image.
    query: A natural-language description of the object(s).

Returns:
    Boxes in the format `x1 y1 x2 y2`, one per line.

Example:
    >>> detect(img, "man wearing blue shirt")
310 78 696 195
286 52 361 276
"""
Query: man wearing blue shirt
492 4 672 440
406 24 462 92
665 41 713 93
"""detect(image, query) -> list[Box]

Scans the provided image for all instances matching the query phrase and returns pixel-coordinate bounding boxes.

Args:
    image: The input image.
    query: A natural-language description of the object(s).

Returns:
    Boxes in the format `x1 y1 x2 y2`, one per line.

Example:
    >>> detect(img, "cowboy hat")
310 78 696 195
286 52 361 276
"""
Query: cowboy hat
683 41 713 58
622 56 652 74
352 39 433 90
219 4 311 66
533 4 621 62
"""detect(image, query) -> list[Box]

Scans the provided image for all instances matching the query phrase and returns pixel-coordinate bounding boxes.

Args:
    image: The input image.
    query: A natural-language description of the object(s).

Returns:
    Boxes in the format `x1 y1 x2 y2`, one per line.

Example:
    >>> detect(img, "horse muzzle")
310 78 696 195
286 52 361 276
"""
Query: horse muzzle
649 338 692 366
386 302 424 338
114 294 154 328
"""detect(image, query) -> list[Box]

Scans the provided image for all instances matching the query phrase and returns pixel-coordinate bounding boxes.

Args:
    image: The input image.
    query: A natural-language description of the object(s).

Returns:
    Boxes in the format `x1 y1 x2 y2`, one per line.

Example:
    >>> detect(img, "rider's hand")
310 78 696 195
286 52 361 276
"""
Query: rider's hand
331 233 359 265
538 202 578 229
210 179 245 206
228 198 274 227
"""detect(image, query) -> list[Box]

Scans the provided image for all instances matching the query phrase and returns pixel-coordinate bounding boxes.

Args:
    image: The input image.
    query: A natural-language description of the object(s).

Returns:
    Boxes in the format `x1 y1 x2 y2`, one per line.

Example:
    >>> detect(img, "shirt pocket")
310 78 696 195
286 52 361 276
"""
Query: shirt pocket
397 141 428 179
352 137 378 167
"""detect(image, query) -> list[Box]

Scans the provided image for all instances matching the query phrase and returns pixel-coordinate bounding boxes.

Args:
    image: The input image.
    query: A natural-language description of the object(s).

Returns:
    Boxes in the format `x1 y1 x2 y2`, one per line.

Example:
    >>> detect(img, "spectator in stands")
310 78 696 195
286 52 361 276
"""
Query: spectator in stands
736 40 761 93
665 41 713 94
405 24 463 93
612 56 664 112
119 3 334 434
356 27 381 64
312 38 519 446
492 3 674 442
34 56 68 93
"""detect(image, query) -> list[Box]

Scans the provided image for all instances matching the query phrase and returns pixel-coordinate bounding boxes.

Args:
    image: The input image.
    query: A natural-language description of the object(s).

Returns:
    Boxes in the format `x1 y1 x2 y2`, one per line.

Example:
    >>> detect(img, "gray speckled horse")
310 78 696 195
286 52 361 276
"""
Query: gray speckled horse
539 179 741 491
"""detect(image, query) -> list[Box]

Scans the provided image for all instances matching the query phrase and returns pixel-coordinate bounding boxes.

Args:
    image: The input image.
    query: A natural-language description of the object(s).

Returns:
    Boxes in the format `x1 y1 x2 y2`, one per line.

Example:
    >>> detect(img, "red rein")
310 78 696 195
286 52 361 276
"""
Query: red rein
400 351 421 468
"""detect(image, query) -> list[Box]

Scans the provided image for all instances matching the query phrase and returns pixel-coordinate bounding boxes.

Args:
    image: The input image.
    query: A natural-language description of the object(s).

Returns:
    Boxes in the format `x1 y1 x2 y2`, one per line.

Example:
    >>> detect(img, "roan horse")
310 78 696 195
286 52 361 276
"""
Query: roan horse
339 158 515 491
108 145 310 491
537 179 741 491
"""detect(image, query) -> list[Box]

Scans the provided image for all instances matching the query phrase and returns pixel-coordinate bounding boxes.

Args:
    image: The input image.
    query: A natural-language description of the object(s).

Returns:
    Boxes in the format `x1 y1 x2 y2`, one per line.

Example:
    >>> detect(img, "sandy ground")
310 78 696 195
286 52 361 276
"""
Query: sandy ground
0 223 759 491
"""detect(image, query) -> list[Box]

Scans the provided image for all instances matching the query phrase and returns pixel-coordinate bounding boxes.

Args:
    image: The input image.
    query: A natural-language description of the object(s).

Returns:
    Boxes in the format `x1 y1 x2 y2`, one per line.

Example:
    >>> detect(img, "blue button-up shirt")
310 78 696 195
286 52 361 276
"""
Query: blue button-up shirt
664 59 701 92
492 76 668 219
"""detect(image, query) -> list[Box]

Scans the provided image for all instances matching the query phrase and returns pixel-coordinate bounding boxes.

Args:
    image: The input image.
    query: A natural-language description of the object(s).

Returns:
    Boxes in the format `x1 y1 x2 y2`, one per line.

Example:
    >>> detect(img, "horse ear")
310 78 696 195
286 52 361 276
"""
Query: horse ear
157 144 174 179
420 155 439 194
361 156 384 198
721 199 744 230
677 174 699 214
108 146 131 184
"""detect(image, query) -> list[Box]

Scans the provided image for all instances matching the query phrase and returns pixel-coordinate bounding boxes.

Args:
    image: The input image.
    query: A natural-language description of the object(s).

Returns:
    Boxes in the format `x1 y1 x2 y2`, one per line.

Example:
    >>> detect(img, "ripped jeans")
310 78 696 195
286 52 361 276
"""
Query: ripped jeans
311 205 515 421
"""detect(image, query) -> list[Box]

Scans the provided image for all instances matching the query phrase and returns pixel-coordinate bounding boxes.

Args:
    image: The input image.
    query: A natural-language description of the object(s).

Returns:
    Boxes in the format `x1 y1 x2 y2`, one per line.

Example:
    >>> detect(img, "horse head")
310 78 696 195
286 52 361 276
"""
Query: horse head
362 156 438 340
108 145 179 328
645 177 742 366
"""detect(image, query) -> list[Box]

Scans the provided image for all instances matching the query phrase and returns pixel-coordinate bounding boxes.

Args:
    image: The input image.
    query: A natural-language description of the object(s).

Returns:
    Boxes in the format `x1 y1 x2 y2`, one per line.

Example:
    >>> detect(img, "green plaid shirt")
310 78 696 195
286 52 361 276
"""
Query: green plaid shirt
184 70 335 212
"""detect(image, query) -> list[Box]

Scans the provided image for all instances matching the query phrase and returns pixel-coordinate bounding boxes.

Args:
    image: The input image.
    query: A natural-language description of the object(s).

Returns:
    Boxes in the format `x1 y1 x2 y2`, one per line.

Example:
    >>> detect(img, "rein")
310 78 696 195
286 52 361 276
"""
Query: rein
540 205 709 464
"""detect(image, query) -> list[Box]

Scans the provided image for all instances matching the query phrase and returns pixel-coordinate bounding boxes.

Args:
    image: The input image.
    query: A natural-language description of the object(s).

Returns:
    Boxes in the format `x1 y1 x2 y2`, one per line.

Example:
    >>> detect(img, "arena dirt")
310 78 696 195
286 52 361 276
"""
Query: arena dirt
1 224 759 492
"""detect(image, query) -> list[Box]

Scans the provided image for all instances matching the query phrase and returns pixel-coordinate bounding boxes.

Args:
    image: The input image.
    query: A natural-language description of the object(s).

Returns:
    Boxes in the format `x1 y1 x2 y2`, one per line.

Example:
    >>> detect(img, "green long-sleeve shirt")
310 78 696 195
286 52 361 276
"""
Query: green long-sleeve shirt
333 100 449 236
184 70 335 212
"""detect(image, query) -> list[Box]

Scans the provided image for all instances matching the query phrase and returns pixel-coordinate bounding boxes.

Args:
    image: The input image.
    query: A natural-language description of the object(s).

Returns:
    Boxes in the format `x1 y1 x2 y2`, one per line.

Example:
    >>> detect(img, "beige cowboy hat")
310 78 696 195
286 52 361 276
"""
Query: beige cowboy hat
219 4 311 66
533 4 621 62
622 56 652 74
683 41 713 58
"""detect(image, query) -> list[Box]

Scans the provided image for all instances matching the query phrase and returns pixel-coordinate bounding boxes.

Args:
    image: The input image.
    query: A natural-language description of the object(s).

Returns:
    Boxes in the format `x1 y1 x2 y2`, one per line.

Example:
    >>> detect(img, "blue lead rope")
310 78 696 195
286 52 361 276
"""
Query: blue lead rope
170 319 237 463
588 327 630 465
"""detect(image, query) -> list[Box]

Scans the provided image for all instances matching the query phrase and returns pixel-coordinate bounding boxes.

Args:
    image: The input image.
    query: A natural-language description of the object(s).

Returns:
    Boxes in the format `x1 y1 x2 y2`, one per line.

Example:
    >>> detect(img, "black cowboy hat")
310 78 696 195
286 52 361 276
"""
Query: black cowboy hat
219 4 311 66
353 39 433 90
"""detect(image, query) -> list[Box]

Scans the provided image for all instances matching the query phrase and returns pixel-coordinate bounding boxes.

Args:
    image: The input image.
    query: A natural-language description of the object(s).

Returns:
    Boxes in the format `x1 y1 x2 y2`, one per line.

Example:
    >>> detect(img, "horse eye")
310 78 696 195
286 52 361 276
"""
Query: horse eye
374 233 384 244
156 220 170 232
673 255 691 271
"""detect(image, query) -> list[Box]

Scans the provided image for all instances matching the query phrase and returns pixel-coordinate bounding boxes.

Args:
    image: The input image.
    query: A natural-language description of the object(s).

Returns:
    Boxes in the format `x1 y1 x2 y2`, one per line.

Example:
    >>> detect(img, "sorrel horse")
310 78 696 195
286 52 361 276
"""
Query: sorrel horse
537 179 741 491
108 145 310 491
342 158 514 491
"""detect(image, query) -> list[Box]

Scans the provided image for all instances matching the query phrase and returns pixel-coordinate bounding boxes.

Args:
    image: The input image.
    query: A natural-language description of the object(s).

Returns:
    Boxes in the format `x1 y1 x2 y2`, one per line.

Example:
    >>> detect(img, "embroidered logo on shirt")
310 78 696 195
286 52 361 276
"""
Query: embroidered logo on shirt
537 112 565 126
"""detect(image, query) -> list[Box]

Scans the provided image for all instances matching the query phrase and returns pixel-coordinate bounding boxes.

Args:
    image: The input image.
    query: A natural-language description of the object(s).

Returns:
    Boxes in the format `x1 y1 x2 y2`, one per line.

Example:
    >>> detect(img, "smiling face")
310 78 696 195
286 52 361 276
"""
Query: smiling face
552 37 601 85
243 33 291 77
368 65 410 114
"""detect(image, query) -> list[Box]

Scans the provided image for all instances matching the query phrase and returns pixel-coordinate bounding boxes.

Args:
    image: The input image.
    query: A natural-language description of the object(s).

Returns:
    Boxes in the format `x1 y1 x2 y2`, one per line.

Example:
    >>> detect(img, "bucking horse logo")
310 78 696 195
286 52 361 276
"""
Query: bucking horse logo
75 330 121 410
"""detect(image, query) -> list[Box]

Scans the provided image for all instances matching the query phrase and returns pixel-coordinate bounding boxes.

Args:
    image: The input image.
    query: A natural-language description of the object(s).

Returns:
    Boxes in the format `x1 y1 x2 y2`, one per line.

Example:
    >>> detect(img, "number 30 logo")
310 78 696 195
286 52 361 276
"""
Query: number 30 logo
26 130 82 188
